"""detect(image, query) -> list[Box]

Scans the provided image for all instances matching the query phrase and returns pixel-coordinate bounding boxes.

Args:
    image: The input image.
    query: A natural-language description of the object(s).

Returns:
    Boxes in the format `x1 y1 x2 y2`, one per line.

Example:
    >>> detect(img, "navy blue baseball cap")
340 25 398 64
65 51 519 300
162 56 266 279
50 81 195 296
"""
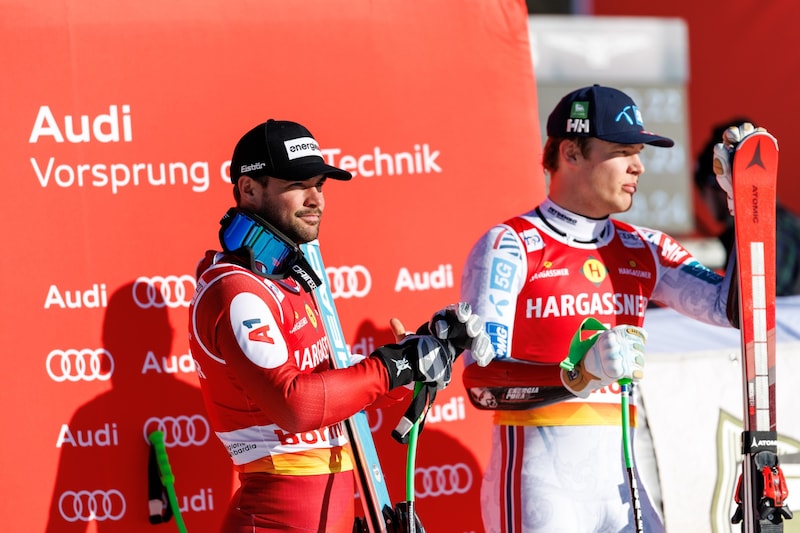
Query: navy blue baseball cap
546 85 674 147
230 119 352 182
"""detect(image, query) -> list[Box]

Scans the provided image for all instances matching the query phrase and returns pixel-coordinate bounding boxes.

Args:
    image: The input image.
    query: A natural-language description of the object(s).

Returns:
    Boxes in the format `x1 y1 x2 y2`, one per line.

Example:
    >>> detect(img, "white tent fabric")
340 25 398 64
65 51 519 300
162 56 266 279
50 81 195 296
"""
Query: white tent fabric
638 296 800 532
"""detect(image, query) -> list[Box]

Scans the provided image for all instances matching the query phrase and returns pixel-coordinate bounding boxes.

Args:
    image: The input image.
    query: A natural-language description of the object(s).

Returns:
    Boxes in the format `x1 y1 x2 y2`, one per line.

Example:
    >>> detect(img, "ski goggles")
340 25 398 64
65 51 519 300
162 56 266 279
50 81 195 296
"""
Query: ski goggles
218 208 322 292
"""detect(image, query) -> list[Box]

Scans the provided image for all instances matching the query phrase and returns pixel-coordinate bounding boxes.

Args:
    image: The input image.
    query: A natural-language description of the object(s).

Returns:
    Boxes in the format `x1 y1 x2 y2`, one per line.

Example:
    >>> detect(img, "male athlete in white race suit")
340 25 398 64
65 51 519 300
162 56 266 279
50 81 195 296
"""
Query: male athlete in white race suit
460 85 762 532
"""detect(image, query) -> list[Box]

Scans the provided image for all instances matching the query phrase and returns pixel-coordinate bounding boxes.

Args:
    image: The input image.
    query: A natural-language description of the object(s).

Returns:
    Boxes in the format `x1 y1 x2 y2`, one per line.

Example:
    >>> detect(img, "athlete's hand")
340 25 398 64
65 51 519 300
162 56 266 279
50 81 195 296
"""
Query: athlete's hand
422 303 495 367
389 317 410 343
373 303 494 390
371 334 457 390
713 122 768 216
560 325 647 398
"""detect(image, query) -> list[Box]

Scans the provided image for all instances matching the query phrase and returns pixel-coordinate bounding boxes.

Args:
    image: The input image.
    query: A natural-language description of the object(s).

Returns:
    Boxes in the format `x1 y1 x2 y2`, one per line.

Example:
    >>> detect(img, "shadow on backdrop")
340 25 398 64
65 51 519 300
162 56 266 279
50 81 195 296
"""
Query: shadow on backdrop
46 281 231 532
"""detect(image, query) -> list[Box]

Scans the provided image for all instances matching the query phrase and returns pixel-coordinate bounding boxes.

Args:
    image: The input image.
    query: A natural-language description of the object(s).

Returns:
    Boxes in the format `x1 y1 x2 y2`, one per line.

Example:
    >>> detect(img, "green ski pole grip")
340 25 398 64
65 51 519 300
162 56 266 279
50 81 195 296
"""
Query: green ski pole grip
559 317 607 371
149 430 175 486
148 430 188 533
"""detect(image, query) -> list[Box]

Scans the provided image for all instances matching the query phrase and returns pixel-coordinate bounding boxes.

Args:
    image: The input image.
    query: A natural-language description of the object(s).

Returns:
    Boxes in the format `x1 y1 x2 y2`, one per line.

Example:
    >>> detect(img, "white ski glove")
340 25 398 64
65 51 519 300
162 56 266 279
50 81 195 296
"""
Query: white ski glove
372 302 494 391
712 122 768 216
427 302 495 367
560 325 647 399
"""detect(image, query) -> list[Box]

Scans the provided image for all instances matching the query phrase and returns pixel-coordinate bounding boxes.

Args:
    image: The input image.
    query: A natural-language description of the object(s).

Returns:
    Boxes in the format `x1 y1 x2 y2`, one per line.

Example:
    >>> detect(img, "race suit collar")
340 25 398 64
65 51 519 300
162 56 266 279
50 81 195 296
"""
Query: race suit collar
536 198 612 244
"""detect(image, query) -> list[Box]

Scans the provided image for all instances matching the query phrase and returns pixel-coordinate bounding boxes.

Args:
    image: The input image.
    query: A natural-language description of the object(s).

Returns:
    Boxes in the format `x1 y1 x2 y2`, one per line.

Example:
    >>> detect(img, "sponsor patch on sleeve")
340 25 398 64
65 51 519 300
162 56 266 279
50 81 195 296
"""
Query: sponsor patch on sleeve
520 227 544 252
490 257 517 293
230 292 289 369
617 230 645 249
485 321 510 358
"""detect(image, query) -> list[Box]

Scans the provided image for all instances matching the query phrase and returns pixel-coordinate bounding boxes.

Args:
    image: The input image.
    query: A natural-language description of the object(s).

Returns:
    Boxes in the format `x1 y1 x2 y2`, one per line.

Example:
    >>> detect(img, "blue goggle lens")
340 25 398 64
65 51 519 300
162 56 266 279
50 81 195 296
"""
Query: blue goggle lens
220 211 296 277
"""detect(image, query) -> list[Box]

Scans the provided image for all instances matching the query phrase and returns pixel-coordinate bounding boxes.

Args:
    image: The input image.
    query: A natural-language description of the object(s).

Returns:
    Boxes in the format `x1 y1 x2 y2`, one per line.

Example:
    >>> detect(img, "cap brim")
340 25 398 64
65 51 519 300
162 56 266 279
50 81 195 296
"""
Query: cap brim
599 131 675 148
275 162 353 181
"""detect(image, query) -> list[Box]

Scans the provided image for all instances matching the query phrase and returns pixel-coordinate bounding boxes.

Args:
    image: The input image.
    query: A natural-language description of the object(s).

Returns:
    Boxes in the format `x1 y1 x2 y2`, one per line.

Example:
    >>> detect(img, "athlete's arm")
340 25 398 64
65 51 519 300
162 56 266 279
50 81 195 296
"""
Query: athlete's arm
196 274 392 434
459 223 575 408
643 228 734 327
460 224 526 363
462 359 572 410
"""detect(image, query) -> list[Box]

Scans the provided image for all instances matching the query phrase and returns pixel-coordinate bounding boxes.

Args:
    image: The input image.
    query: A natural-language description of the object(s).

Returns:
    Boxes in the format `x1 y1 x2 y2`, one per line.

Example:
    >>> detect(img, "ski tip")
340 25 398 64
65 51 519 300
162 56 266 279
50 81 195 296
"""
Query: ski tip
735 130 779 153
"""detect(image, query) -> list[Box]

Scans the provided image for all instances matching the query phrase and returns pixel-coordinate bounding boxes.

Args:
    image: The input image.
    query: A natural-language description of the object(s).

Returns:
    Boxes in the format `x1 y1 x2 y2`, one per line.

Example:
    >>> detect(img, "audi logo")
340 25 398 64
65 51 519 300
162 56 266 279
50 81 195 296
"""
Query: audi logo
58 489 126 522
46 349 114 382
415 463 473 498
326 265 371 299
132 275 195 309
366 407 383 432
143 415 211 447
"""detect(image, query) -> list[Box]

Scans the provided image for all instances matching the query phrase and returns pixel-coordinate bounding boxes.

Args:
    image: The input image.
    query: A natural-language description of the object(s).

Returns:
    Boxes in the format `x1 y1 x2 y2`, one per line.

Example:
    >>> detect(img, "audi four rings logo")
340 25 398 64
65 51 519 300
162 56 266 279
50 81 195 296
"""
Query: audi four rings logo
367 408 383 432
132 275 195 308
325 265 371 299
46 349 114 382
143 415 211 447
415 463 473 498
58 489 126 522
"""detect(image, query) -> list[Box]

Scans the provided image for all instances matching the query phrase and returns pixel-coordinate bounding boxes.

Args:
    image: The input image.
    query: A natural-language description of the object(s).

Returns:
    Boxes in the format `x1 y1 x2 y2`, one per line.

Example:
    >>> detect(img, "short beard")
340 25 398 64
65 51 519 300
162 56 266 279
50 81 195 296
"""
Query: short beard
256 208 319 245
289 223 320 245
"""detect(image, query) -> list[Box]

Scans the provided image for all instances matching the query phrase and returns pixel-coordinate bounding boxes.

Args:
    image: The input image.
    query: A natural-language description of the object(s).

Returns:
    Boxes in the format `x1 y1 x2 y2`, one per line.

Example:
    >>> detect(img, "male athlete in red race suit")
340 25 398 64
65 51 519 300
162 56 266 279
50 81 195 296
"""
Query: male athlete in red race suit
460 86 762 532
189 119 492 532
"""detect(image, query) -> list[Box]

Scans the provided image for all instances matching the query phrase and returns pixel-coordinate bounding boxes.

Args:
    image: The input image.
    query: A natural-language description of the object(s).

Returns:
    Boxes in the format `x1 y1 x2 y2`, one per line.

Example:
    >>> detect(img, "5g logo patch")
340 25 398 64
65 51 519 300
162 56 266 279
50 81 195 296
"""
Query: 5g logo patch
490 258 516 293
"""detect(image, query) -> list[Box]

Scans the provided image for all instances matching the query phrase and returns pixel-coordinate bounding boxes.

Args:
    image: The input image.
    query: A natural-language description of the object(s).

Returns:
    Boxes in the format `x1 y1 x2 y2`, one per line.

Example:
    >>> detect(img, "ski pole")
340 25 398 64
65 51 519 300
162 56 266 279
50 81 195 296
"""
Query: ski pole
560 318 643 532
148 430 188 533
405 383 423 533
392 381 434 533
620 379 644 533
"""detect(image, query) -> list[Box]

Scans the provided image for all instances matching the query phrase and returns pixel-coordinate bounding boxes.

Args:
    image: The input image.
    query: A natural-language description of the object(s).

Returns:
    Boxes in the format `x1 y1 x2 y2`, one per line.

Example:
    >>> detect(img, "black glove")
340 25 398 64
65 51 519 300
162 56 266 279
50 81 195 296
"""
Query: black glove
371 302 495 390
371 335 454 390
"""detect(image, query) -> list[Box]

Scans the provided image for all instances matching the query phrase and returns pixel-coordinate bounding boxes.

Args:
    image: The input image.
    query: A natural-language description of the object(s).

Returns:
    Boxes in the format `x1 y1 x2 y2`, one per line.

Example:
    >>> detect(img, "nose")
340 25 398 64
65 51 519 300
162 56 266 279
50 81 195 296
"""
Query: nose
305 185 323 207
629 154 645 176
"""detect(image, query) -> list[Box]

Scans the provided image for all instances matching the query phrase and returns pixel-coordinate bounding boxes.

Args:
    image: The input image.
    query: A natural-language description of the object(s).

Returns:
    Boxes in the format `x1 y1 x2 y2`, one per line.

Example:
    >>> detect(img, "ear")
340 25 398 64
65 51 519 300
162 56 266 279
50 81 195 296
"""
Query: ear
559 139 581 165
237 176 258 197
236 176 263 209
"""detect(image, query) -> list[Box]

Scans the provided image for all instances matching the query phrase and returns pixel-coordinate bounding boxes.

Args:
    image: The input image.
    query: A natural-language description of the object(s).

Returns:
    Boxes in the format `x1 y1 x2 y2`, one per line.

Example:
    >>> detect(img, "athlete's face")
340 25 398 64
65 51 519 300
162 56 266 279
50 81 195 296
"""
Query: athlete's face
554 138 645 218
240 175 327 244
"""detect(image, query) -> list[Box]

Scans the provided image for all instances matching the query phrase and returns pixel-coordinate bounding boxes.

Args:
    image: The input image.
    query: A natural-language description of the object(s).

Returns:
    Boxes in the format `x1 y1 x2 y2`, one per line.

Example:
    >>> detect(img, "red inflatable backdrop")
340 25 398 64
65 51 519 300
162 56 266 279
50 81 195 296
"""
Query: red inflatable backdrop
595 1 800 217
0 1 543 532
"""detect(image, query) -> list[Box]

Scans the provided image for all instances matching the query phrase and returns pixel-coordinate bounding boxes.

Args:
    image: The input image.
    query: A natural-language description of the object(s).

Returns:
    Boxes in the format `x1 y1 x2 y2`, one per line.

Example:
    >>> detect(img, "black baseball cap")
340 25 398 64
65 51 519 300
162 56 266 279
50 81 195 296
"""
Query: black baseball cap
229 119 352 182
546 85 674 147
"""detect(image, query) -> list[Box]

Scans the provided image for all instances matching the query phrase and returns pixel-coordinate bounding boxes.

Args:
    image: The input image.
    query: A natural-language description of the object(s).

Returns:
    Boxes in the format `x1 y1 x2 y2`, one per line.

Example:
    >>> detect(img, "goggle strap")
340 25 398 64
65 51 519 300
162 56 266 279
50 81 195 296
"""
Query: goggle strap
289 254 323 293
230 246 284 280
218 208 323 292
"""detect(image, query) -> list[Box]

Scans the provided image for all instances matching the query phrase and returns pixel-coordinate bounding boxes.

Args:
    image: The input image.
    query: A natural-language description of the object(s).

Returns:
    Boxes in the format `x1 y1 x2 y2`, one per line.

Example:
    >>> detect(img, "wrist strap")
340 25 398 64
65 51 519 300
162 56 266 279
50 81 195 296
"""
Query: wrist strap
392 383 437 444
559 317 607 371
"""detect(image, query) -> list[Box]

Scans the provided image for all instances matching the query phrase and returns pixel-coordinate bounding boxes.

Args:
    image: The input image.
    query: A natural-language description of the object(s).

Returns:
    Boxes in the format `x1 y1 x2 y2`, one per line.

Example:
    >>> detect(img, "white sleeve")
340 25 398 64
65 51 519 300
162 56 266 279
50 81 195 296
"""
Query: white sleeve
460 224 527 364
645 228 733 328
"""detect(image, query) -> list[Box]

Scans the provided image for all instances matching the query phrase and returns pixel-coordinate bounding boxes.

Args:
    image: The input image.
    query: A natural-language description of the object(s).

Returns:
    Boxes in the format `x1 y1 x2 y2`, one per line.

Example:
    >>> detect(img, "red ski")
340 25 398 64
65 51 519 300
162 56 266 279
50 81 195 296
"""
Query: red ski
729 131 792 532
